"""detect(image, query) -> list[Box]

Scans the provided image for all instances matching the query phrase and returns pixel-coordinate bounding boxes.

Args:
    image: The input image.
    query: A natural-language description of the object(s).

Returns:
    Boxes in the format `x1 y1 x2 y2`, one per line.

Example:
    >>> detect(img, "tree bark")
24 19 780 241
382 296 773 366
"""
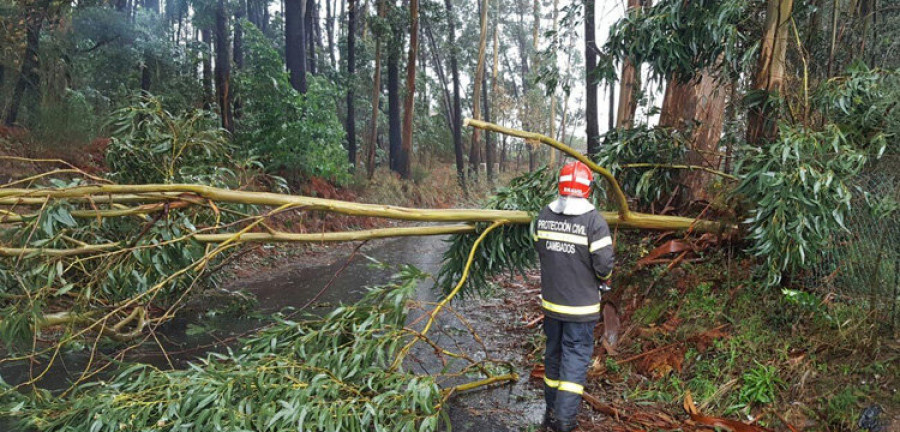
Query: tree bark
548 0 559 168
445 0 466 192
469 0 489 180
285 0 308 93
305 0 317 75
326 0 336 69
388 4 402 174
615 0 642 128
214 0 233 133
659 73 727 204
486 18 499 183
584 0 600 155
746 0 793 145
201 28 214 109
366 0 387 178
4 0 49 126
346 0 357 167
398 0 419 179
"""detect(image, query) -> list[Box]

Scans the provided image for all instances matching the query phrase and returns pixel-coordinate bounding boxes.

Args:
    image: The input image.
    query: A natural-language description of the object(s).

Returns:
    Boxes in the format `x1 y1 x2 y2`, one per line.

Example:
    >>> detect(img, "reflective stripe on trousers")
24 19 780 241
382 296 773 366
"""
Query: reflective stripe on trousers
543 316 595 430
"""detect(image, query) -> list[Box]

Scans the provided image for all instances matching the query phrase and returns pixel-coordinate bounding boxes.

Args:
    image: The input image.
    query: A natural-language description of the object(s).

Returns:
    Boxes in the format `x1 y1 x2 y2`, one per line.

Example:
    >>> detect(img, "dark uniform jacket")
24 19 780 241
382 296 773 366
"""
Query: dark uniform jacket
534 197 615 323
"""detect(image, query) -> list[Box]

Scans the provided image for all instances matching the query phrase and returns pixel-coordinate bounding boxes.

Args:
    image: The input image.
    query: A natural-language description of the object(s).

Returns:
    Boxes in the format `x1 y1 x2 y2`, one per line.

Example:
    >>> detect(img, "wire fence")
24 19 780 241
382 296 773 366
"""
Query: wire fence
805 156 900 335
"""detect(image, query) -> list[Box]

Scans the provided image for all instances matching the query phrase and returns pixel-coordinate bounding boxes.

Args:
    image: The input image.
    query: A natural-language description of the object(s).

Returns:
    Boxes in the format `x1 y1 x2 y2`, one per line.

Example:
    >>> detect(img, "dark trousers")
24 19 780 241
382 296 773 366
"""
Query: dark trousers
543 316 596 430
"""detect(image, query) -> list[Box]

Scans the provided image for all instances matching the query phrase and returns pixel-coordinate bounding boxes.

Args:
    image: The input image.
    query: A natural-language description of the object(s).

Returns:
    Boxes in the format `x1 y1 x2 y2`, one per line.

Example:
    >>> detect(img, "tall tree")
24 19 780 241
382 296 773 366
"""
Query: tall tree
214 0 233 132
305 0 317 75
365 0 387 178
486 16 500 183
387 8 402 174
659 73 727 204
4 0 51 126
548 0 559 168
201 28 214 109
285 0 308 93
326 0 336 68
398 0 419 179
747 0 794 145
445 0 465 192
584 0 600 155
616 0 642 128
469 0 489 179
346 0 357 167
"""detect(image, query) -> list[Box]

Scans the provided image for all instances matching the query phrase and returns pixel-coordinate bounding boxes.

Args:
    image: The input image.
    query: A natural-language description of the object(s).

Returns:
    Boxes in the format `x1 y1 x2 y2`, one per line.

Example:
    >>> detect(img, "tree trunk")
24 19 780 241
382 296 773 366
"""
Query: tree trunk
214 0 233 133
398 0 419 179
305 0 317 75
469 0 489 181
201 28 214 109
659 73 727 204
584 0 600 155
140 50 152 95
285 0 308 93
445 0 466 192
234 0 245 119
548 0 558 168
615 0 642 128
4 0 49 126
366 0 387 178
486 18 499 183
387 11 402 174
346 0 357 167
746 0 793 145
326 0 336 69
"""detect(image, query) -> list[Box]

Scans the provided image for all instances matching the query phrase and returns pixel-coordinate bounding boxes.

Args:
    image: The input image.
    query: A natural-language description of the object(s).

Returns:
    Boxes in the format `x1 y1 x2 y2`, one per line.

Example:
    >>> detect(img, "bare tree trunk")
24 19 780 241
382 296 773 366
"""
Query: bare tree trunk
548 0 559 168
346 0 357 167
469 0 489 181
305 0 317 75
285 0 308 93
615 0 643 128
234 0 245 119
366 0 387 178
326 0 336 69
4 0 49 126
214 0 233 133
444 0 466 192
659 73 727 204
398 0 419 179
201 28 214 109
486 17 499 183
747 0 793 145
584 0 600 155
388 3 402 174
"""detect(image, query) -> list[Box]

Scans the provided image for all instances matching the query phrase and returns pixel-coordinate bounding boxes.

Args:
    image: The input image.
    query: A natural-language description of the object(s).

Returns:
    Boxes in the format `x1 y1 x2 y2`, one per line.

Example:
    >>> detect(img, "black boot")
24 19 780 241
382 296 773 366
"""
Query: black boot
554 418 576 432
541 409 556 431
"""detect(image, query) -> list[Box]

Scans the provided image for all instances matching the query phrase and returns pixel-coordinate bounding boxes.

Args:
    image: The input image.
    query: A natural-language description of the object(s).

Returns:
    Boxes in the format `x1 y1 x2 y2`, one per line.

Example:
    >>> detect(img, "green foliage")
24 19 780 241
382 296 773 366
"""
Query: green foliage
237 23 349 184
736 363 783 407
0 268 447 432
595 126 689 210
105 96 234 185
816 64 900 156
602 0 753 83
436 167 556 297
734 124 867 287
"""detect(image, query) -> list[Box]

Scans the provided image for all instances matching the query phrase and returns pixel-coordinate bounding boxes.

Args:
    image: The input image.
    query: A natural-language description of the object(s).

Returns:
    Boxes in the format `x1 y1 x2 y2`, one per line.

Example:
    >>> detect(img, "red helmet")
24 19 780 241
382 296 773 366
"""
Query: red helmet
558 161 593 198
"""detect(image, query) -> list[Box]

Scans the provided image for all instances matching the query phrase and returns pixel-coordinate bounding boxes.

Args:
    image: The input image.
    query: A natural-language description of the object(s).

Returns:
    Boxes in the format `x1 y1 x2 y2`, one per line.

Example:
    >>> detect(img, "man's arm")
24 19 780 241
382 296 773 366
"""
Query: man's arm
588 212 615 282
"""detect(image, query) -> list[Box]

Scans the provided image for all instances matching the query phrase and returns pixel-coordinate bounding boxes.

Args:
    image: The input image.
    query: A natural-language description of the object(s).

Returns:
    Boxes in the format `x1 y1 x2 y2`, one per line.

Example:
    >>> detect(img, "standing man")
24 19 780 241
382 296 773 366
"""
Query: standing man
534 160 615 431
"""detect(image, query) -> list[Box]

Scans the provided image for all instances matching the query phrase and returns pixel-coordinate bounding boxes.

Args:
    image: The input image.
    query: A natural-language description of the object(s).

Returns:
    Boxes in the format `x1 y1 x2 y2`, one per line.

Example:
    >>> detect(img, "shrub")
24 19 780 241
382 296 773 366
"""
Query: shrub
237 23 349 184
104 96 233 185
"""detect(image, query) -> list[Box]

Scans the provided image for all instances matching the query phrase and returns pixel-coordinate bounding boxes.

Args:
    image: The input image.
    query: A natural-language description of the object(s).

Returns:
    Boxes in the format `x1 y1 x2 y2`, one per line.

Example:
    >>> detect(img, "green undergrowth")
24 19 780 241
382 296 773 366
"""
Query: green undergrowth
608 236 899 430
0 266 450 432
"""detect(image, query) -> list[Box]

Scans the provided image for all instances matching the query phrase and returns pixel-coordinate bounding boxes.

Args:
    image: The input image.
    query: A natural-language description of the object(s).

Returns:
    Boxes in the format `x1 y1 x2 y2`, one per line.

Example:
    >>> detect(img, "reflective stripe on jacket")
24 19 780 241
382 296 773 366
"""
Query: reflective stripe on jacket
533 199 615 322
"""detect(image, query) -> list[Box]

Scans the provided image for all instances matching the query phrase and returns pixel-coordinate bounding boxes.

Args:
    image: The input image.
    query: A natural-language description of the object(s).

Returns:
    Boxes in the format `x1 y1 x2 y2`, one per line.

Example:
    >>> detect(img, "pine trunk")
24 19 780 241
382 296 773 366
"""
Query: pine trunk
201 28 214 109
469 0 489 181
214 0 233 133
387 18 402 174
366 0 387 178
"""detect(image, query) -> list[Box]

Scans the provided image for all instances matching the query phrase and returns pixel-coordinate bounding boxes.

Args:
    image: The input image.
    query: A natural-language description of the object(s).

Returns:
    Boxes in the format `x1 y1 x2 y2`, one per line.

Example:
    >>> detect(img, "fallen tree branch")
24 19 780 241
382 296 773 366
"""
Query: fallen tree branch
620 163 739 181
194 224 477 243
